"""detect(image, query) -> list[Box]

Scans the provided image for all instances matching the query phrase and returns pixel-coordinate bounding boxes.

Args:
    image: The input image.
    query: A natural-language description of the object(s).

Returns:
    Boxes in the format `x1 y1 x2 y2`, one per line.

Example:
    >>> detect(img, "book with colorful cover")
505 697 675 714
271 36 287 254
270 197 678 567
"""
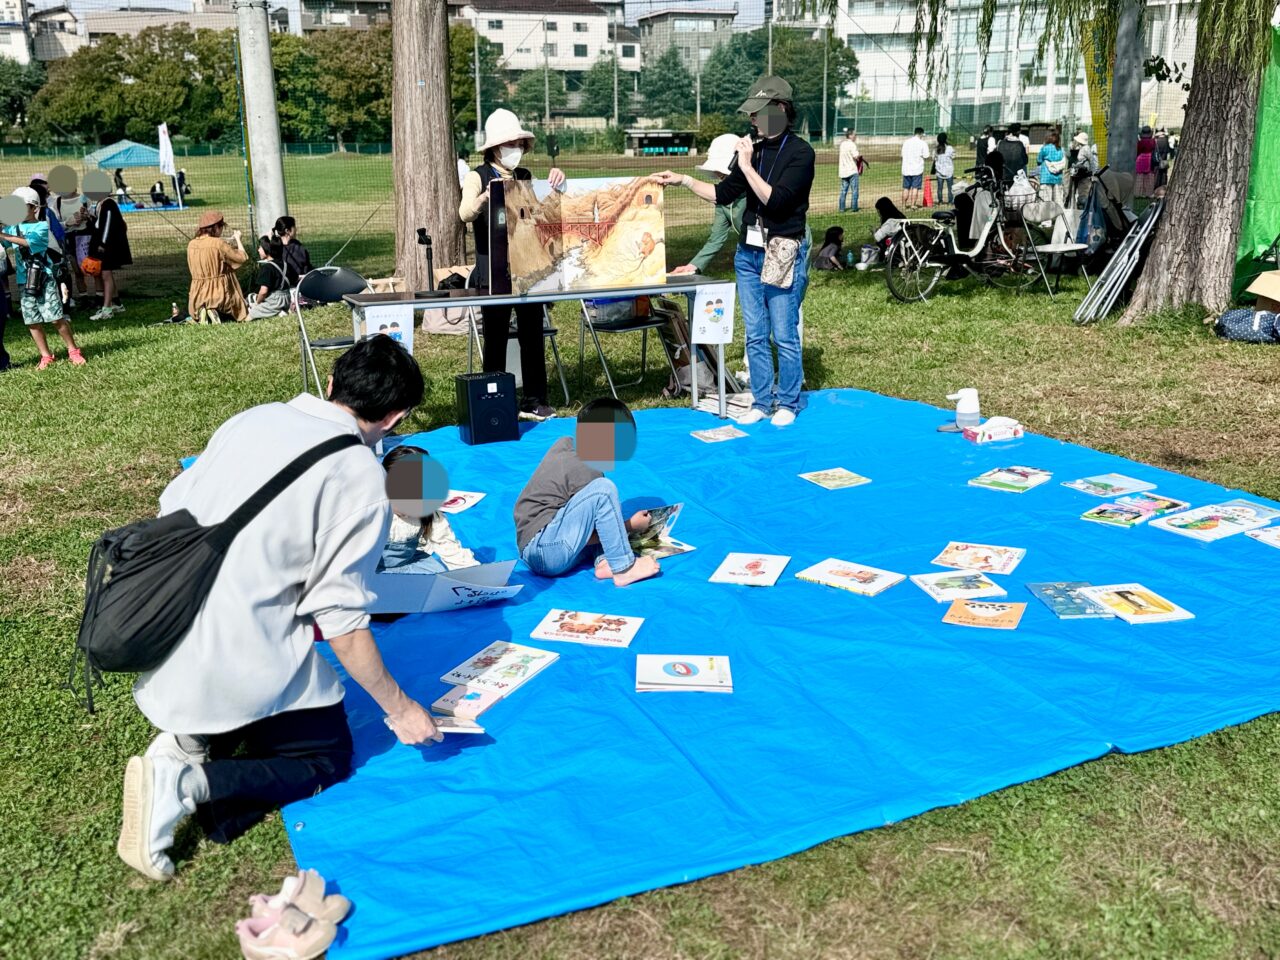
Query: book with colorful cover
1246 526 1280 549
1149 503 1273 542
627 503 695 559
1062 473 1158 497
1026 581 1115 619
968 466 1052 493
797 467 872 490
431 686 502 719
635 654 733 693
438 490 486 515
930 541 1025 575
1077 583 1194 624
1114 492 1190 517
942 599 1027 630
531 609 645 648
440 641 559 696
1220 498 1280 523
1080 502 1150 528
910 570 1008 603
709 553 791 587
691 425 747 443
795 558 905 597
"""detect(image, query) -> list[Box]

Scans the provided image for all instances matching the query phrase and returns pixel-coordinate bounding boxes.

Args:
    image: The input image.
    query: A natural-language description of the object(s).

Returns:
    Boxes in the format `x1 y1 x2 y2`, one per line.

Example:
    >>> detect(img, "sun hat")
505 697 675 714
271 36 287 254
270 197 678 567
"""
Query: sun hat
11 186 40 207
30 172 47 184
198 210 225 230
737 75 793 114
480 109 535 152
698 134 740 177
1072 132 1089 147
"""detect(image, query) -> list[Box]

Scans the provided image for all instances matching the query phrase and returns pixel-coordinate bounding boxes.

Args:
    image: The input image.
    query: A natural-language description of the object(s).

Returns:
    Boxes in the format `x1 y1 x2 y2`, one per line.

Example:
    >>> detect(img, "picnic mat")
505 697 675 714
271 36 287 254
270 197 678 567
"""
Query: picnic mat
286 388 1280 959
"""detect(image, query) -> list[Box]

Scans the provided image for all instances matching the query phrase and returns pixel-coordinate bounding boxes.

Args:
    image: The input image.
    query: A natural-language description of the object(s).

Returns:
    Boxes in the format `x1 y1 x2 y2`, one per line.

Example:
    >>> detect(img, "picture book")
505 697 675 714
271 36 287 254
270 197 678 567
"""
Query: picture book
1149 503 1273 542
1077 583 1194 624
1246 526 1280 549
431 686 502 719
930 541 1025 575
635 655 733 693
531 609 645 648
430 716 486 735
691 425 747 443
942 599 1027 630
636 537 697 560
968 466 1052 493
797 468 872 490
438 490 486 515
367 560 524 615
1062 473 1157 497
709 553 790 587
440 641 559 696
1080 502 1150 528
1025 582 1115 619
628 503 695 559
795 558 905 597
910 570 1008 603
1113 492 1190 518
1219 498 1280 523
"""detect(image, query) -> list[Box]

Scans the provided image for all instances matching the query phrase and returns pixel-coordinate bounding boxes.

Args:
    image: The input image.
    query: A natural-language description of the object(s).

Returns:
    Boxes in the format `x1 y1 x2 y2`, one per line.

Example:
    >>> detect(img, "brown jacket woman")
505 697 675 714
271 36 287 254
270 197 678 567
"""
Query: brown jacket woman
186 210 248 322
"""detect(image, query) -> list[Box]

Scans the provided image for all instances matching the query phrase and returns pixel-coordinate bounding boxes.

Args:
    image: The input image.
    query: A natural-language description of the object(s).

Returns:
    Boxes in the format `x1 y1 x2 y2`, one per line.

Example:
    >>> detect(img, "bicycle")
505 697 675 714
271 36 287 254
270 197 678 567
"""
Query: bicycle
884 165 1051 303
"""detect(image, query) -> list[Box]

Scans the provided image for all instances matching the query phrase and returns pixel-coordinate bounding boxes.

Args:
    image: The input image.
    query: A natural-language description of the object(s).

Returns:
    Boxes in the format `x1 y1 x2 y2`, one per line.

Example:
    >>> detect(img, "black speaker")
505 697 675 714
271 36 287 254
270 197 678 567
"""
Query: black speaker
456 372 519 446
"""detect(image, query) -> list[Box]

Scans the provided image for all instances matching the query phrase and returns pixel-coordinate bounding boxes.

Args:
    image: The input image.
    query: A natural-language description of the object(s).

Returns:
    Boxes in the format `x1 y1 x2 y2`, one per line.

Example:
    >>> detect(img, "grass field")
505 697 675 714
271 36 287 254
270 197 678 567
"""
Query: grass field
4 207 1280 960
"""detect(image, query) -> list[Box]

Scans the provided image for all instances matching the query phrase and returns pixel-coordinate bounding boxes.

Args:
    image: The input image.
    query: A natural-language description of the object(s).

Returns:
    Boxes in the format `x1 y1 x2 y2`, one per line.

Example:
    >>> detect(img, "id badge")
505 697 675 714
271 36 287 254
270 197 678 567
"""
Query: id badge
745 224 766 249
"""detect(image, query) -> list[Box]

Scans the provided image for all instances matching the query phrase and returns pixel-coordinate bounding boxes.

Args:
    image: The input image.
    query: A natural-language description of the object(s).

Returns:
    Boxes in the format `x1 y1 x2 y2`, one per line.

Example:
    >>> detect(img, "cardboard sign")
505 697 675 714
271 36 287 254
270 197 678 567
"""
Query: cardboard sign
367 560 522 614
691 282 735 344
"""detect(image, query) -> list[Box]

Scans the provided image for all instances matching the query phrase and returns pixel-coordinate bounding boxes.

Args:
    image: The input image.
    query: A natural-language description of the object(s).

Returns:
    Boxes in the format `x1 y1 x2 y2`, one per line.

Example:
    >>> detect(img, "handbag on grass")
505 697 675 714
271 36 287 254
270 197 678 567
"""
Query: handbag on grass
761 236 800 289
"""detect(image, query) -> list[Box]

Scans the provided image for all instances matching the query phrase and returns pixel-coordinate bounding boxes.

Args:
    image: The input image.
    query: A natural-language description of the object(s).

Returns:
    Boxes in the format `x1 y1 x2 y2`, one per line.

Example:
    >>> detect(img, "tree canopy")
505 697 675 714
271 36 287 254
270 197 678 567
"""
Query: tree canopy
639 47 695 120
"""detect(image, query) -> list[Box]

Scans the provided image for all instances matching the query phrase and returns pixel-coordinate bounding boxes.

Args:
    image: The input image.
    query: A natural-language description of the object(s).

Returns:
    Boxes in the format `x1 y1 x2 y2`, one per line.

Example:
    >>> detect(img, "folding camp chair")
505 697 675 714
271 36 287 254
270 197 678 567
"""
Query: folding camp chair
579 299 679 400
464 305 571 406
296 266 368 396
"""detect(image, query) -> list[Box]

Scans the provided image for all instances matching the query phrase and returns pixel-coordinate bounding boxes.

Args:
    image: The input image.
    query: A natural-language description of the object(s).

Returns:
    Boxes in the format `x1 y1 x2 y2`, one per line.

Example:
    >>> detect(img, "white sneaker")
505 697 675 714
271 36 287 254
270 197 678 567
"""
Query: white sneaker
736 408 769 425
89 307 111 321
111 304 125 315
117 755 196 882
771 409 797 427
145 731 210 766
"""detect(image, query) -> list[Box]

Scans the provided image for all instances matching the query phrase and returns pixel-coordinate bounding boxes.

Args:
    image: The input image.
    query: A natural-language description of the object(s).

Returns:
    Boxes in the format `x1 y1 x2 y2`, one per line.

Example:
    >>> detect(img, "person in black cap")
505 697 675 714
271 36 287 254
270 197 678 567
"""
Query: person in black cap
656 75 814 427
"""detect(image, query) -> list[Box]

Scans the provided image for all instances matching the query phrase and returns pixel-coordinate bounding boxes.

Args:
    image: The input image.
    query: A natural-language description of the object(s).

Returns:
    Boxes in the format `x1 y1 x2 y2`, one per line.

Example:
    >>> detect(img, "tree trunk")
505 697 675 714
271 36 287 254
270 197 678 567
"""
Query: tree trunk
392 0 463 292
1107 0 1143 175
1120 52 1262 322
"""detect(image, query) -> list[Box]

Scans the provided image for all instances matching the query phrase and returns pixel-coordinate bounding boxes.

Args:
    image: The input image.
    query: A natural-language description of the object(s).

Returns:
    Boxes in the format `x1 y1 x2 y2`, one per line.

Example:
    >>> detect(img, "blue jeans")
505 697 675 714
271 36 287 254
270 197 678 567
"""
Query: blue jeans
839 174 860 212
734 238 809 415
520 477 634 577
936 176 954 204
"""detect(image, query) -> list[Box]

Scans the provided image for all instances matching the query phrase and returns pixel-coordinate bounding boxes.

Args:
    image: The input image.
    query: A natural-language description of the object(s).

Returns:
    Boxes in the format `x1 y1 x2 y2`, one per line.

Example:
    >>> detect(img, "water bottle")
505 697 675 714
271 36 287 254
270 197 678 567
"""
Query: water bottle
845 250 855 267
947 388 981 429
170 301 179 321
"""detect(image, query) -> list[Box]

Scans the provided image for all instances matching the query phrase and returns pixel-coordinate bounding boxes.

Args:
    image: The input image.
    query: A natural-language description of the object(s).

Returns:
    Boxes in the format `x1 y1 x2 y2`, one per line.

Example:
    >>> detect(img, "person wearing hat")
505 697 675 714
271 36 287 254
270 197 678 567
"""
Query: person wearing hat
656 75 815 427
459 108 565 422
186 210 249 323
0 186 86 369
670 134 747 276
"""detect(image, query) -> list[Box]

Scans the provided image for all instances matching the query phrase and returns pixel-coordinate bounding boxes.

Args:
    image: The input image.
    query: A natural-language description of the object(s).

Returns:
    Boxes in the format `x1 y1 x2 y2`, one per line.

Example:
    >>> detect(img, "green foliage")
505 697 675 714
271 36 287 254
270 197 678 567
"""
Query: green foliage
580 55 624 122
508 68 568 123
311 26 394 144
702 32 766 117
639 47 695 120
449 23 504 143
0 57 45 136
666 112 743 150
770 28 860 133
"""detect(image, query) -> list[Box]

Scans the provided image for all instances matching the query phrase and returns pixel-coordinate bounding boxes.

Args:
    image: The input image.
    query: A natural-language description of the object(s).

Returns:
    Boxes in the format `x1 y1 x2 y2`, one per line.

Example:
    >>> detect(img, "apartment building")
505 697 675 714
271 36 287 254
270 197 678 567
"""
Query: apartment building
634 6 738 73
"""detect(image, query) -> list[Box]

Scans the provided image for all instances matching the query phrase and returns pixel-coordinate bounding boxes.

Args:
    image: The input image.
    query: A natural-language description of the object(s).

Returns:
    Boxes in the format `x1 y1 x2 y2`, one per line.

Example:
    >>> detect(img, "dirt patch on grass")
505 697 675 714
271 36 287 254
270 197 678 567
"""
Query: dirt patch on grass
0 554 64 613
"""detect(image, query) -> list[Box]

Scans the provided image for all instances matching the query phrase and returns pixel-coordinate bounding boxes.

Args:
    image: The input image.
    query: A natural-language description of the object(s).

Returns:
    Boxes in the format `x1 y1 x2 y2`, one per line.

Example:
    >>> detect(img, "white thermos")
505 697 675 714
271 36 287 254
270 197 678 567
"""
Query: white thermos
947 388 981 429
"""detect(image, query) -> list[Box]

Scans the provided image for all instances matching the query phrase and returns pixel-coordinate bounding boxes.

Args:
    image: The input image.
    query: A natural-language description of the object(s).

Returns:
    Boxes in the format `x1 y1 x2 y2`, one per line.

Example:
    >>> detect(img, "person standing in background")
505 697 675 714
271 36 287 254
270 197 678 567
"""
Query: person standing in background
1135 125 1157 197
933 132 956 206
88 185 130 321
838 130 862 213
1037 129 1066 206
900 127 930 209
457 149 471 187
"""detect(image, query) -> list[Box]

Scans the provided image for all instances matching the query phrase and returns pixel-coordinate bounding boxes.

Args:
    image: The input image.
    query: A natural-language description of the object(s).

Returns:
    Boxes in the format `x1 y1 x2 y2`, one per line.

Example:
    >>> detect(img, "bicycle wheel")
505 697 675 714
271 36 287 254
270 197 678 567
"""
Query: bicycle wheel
987 217 1051 291
886 225 946 302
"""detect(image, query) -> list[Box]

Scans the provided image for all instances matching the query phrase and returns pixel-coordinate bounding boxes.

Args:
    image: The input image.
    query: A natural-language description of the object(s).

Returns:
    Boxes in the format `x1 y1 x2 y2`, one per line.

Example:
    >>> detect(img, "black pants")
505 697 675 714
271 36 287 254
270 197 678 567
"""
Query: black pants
197 701 354 844
480 302 548 410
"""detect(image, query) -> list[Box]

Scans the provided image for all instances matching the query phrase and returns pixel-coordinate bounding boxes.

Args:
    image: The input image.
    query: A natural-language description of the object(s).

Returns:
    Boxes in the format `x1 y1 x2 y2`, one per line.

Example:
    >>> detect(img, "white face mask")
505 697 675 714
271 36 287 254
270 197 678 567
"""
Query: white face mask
498 145 523 169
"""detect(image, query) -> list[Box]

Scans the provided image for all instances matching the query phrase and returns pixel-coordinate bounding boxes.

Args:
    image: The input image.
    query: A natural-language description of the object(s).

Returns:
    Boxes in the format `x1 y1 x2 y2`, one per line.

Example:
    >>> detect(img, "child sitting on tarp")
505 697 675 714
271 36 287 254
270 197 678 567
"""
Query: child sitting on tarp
514 398 660 586
379 444 476 574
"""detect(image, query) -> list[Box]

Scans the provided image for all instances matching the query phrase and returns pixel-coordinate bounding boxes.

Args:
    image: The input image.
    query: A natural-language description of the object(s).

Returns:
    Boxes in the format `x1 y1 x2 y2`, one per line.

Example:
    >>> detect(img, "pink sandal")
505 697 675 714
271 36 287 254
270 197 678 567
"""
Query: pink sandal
236 904 335 960
248 868 351 924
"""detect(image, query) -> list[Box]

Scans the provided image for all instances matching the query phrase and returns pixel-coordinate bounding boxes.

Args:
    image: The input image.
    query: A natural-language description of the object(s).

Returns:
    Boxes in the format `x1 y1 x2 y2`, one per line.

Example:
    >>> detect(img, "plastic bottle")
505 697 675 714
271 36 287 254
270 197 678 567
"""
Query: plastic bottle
845 250 855 267
170 301 179 320
947 388 981 429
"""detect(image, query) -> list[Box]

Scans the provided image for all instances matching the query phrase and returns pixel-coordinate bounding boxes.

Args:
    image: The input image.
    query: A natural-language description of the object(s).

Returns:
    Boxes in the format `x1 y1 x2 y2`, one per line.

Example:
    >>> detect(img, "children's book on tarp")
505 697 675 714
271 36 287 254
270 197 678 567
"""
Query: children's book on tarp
367 560 523 614
629 503 695 559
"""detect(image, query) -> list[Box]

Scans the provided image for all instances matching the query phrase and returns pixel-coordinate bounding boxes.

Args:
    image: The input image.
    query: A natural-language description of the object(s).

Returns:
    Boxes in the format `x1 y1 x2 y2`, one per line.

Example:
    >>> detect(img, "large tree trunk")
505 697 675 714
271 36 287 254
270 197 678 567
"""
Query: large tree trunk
1121 45 1263 322
392 0 463 292
1107 0 1143 175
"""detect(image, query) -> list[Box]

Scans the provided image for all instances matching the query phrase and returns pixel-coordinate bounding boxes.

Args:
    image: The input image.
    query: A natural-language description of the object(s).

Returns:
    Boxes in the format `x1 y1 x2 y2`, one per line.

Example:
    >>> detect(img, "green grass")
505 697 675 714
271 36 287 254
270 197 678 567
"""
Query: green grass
4 212 1280 960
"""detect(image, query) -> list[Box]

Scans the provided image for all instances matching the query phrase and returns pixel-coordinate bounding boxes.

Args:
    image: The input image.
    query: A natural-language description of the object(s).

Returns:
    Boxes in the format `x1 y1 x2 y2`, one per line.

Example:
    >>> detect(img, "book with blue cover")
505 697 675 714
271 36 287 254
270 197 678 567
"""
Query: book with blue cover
1026 581 1116 619
1062 473 1157 497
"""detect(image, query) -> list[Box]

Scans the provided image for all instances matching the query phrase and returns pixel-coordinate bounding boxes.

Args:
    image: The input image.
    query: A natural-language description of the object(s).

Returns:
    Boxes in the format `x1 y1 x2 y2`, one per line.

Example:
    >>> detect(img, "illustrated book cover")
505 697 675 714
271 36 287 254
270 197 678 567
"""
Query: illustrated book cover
430 686 502 719
438 490 486 515
930 541 1025 575
531 609 645 648
1149 503 1274 542
910 571 1008 603
942 599 1027 630
635 655 733 693
1077 583 1194 624
709 553 791 587
691 425 747 443
797 468 872 490
1026 582 1115 619
1062 473 1157 497
968 466 1052 493
440 641 559 696
628 503 695 559
795 558 905 597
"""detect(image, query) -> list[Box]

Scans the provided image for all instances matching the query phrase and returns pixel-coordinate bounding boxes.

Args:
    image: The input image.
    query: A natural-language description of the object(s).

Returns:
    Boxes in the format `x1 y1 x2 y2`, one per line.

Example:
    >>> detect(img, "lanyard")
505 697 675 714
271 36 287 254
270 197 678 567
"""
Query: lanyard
755 134 789 185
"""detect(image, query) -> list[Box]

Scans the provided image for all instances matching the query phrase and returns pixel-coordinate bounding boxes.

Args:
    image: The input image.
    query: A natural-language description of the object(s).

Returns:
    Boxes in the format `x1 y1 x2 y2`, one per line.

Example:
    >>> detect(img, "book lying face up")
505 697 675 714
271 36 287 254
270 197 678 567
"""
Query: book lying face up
531 609 645 647
629 503 696 559
635 655 733 693
709 553 791 587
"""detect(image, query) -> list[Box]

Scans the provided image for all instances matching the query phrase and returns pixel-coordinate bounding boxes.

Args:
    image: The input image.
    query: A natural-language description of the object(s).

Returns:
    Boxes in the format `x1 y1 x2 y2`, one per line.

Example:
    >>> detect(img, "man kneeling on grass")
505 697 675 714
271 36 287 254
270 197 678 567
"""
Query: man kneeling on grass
118 336 442 882
515 398 661 586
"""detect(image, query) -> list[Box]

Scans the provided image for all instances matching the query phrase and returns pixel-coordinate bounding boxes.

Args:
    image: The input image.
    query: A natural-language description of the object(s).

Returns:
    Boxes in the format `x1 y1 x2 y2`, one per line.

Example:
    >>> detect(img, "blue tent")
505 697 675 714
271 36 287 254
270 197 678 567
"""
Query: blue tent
83 140 161 169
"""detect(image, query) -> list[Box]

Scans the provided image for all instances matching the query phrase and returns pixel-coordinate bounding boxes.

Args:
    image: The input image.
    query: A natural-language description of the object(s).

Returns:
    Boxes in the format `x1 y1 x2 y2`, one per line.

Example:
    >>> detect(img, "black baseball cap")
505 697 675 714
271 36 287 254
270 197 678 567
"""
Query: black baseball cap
737 75 793 114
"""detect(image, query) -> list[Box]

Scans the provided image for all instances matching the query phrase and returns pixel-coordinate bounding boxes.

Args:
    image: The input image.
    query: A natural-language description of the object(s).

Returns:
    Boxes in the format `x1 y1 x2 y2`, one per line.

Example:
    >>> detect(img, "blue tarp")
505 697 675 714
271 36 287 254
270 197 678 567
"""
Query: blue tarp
285 388 1280 959
83 140 161 170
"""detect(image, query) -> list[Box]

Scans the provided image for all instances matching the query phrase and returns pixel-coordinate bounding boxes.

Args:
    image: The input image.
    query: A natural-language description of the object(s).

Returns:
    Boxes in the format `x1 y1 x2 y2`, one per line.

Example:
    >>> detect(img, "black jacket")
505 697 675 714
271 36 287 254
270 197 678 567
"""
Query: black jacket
714 132 815 241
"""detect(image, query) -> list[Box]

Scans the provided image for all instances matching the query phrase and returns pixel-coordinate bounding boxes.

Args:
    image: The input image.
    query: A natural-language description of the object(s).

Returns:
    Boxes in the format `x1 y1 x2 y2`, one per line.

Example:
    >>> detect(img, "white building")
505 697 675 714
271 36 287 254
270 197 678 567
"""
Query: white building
0 0 31 65
449 0 629 75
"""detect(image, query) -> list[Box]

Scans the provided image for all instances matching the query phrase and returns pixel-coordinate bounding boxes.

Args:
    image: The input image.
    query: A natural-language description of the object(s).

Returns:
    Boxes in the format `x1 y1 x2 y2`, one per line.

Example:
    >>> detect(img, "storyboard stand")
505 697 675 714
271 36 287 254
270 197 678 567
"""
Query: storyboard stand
689 282 736 420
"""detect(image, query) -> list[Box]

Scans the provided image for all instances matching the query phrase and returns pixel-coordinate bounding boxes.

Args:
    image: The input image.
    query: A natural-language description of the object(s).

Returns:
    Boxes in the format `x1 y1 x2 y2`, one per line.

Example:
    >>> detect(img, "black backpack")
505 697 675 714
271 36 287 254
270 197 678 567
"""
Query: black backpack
69 433 362 712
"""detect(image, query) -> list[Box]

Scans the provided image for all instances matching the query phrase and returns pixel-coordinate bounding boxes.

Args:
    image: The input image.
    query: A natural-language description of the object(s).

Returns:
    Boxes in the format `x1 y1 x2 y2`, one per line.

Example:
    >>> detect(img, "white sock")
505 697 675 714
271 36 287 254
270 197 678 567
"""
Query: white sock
179 763 210 805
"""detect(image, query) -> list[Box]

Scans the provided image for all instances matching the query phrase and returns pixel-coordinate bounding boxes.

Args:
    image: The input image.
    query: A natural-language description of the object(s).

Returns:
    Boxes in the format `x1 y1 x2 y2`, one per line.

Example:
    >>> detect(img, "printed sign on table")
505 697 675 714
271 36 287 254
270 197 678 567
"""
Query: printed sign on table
691 282 735 345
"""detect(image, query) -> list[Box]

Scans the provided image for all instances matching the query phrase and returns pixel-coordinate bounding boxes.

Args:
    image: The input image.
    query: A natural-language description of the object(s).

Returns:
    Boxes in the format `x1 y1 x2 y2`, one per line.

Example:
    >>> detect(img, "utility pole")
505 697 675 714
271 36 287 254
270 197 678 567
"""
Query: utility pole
543 17 551 126
612 34 619 126
768 16 773 74
821 23 828 143
233 0 287 236
696 54 702 126
473 19 482 150
1109 0 1143 174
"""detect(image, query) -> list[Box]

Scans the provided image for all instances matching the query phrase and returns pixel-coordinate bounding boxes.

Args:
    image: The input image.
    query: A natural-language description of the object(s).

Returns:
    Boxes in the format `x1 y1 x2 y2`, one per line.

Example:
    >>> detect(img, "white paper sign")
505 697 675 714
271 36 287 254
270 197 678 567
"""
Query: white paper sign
691 282 735 345
355 303 415 356
367 560 522 614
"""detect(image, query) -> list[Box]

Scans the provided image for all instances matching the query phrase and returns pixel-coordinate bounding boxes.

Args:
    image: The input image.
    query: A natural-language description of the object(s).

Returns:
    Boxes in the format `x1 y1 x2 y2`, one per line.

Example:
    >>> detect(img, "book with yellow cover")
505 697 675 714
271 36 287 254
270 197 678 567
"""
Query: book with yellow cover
1076 583 1194 624
942 599 1027 630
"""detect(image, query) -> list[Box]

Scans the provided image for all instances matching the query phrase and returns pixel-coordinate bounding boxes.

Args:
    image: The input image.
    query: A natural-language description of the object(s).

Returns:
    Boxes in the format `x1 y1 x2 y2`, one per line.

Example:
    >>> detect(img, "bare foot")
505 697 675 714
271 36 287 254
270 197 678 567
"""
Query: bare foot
595 556 613 580
612 555 660 586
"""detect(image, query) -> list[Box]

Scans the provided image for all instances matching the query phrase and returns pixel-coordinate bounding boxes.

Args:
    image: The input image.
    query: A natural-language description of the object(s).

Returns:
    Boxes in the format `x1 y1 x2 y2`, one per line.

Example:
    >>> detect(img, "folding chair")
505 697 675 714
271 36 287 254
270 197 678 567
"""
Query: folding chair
465 304 570 405
579 299 679 400
296 266 368 396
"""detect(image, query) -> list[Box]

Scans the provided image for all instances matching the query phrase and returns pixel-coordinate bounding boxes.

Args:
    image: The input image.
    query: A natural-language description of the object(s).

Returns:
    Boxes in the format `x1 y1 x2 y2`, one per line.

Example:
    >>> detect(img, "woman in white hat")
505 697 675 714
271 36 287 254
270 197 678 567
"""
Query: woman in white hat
459 108 565 421
670 134 746 276
0 186 86 369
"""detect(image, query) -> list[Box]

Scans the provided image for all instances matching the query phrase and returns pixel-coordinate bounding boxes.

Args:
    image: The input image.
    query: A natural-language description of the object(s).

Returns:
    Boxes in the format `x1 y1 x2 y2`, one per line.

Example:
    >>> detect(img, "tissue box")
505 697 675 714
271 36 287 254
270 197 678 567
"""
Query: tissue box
964 420 1024 443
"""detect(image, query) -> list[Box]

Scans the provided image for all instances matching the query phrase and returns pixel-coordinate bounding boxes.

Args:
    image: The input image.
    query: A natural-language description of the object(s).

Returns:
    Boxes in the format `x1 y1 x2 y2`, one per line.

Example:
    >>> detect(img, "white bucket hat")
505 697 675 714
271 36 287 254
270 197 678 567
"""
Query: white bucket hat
480 109 535 152
698 134 740 177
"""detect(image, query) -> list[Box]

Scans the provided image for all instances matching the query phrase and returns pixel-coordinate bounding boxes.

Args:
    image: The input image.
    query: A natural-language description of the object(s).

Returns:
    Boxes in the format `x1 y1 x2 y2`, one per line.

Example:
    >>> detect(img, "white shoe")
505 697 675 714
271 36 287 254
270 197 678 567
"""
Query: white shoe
736 408 769 425
771 409 797 427
110 304 125 315
145 731 210 766
89 307 111 321
117 755 196 882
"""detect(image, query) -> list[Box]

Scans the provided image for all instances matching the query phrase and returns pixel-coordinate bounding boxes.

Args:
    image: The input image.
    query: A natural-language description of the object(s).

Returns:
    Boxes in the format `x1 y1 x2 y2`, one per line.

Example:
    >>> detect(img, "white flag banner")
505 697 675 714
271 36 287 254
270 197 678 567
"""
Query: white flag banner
690 282 735 345
157 123 176 176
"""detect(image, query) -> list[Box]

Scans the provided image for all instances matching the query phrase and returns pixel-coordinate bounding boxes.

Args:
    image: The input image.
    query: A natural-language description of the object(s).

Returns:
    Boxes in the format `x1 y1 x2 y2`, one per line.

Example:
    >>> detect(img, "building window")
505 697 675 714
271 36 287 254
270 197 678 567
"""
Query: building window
573 21 588 32
674 17 713 32
545 20 557 31
487 19 502 29
544 42 557 56
621 43 635 57
574 43 588 56
492 42 503 55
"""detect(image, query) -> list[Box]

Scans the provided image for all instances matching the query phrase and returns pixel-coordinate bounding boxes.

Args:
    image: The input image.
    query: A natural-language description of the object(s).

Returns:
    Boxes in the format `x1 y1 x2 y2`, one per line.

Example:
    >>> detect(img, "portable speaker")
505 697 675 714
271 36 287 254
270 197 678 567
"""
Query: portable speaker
455 372 519 446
